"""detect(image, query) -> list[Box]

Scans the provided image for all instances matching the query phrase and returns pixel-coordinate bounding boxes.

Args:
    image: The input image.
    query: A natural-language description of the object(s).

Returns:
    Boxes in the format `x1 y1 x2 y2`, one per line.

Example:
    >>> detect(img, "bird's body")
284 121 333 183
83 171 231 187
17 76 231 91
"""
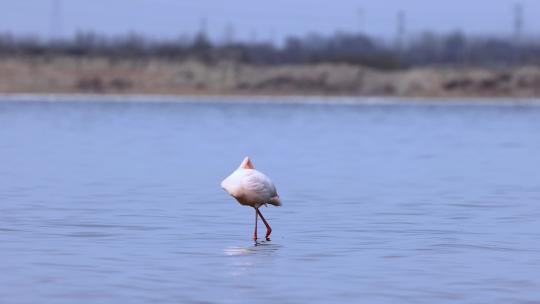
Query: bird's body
221 157 281 241
221 166 281 208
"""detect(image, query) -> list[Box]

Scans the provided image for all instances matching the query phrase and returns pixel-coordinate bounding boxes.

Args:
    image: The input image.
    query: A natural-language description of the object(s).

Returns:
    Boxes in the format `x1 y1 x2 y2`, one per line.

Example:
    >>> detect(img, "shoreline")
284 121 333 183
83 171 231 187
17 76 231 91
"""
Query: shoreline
1 93 540 106
1 57 540 99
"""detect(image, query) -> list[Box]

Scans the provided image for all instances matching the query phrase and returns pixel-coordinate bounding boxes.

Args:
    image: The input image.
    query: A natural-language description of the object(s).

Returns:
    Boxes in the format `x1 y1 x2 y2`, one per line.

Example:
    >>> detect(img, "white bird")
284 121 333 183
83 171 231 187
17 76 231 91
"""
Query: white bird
221 157 281 241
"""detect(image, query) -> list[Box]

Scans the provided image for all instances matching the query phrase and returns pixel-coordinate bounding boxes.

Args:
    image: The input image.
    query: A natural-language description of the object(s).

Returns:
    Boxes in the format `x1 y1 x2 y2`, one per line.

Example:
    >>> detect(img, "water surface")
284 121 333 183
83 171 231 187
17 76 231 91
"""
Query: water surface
1 97 540 303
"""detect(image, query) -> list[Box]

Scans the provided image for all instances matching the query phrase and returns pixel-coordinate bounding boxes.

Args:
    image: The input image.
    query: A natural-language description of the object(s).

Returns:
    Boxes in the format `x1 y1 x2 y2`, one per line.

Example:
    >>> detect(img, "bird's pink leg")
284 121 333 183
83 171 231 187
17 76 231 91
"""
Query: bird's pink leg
253 208 258 241
256 208 272 241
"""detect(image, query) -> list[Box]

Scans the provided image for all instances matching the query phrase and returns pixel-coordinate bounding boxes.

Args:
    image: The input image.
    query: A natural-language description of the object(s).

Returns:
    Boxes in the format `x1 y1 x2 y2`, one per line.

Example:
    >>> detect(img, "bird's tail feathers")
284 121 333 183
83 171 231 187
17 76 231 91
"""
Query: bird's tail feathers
268 196 282 207
239 157 255 169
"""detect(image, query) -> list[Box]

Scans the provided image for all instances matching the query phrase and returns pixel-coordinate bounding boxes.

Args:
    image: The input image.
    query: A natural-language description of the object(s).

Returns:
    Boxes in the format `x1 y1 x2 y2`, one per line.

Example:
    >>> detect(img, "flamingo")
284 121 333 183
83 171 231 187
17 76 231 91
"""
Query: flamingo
221 157 281 241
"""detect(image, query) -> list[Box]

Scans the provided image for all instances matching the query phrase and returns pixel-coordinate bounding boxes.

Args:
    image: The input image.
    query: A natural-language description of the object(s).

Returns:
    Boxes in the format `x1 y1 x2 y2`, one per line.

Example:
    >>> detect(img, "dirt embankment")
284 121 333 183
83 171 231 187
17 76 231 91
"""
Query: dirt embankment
1 56 540 97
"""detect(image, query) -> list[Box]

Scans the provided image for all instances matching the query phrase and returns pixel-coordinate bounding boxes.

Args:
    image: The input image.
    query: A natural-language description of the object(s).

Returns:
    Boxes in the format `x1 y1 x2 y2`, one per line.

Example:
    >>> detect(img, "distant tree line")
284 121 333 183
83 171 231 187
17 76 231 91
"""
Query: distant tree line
0 31 539 69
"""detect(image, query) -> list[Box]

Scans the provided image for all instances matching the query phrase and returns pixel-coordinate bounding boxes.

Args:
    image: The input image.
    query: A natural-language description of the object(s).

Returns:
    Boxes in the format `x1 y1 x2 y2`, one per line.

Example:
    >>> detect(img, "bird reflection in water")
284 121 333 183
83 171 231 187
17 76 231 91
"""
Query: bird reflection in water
224 242 281 256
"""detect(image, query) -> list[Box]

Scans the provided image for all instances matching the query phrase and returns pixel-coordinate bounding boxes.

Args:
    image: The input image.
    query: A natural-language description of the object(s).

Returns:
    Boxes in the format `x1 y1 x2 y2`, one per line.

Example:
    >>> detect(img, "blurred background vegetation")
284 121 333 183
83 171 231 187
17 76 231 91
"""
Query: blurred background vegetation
1 1 539 97
1 30 539 69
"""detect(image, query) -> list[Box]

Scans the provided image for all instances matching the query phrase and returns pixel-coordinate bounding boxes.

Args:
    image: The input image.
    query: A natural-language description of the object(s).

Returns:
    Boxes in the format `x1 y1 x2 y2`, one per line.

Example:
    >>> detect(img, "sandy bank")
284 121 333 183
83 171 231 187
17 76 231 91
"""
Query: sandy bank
1 57 540 98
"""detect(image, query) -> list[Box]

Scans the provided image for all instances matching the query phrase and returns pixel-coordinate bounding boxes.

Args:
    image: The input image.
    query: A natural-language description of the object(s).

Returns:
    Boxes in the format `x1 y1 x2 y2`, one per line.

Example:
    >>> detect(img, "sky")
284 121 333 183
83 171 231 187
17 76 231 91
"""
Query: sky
1 0 539 42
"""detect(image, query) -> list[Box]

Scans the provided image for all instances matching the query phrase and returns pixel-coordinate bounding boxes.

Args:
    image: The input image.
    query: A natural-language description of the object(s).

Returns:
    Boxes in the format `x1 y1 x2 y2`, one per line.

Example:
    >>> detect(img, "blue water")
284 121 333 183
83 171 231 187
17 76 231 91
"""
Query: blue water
1 97 540 303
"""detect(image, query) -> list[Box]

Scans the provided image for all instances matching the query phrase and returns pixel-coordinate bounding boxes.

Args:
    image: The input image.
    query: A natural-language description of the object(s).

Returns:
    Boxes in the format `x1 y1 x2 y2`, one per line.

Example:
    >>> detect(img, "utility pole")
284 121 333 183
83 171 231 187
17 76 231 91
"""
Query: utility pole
199 17 208 40
396 10 406 51
224 23 235 46
269 28 276 46
512 3 524 65
250 30 258 44
50 0 63 40
513 3 524 44
357 8 364 34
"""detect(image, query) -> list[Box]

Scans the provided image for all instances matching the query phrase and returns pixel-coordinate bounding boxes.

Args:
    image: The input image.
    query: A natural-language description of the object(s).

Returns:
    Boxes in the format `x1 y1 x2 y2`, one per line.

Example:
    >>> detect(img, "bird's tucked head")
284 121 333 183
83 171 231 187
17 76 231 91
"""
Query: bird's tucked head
239 156 254 169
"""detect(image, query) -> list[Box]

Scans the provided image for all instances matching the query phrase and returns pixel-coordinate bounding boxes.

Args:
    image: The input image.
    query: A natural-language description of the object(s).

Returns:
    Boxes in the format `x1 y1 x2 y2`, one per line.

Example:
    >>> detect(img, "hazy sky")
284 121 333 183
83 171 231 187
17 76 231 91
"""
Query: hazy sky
1 0 539 41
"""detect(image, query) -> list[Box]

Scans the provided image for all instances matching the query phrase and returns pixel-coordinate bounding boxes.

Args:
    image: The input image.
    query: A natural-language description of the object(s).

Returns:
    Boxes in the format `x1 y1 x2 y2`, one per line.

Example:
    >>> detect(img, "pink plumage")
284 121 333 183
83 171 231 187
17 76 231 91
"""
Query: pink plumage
221 157 281 241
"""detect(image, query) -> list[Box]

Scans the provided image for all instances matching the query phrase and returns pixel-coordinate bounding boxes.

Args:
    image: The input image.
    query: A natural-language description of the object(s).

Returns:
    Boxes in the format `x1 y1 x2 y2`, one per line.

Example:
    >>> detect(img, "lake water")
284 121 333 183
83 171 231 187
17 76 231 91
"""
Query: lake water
1 96 540 304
